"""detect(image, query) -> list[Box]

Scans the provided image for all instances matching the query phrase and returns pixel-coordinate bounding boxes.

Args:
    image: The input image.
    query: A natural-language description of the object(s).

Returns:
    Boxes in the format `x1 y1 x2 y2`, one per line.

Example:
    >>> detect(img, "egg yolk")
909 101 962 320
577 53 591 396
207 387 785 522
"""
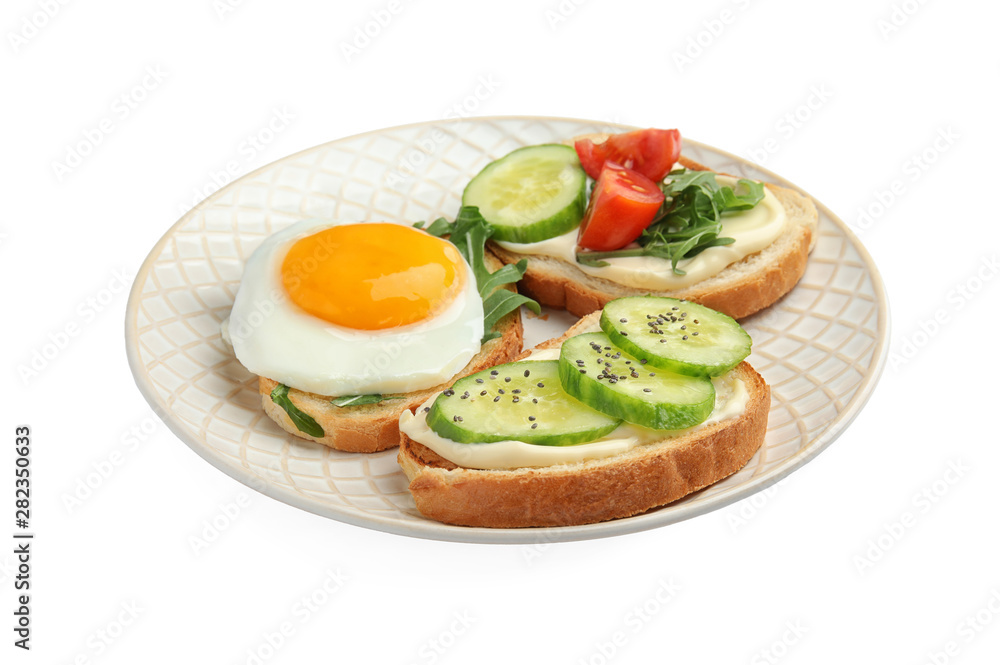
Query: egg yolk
281 223 466 331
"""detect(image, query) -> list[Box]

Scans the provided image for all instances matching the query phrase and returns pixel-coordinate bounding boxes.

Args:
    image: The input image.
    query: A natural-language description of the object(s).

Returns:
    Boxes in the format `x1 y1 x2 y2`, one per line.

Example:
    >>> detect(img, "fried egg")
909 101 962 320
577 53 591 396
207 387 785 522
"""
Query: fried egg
223 219 484 396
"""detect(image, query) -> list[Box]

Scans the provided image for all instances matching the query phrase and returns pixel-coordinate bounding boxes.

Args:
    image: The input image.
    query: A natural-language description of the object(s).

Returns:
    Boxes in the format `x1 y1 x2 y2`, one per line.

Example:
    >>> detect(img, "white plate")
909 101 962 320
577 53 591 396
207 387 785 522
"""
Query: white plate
125 116 889 544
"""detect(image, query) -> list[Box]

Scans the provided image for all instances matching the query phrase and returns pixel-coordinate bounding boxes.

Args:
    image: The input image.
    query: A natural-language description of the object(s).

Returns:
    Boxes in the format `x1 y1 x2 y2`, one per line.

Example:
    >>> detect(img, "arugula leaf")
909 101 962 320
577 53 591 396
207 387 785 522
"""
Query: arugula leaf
481 288 538 342
269 384 325 438
575 169 765 275
663 168 718 190
330 394 396 408
576 254 611 268
422 216 453 238
478 260 530 296
712 179 764 211
416 207 540 343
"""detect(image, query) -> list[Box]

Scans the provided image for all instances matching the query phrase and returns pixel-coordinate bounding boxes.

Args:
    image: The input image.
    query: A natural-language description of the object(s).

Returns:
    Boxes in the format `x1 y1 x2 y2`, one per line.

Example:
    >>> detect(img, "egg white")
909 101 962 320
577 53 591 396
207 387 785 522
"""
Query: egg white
223 218 485 396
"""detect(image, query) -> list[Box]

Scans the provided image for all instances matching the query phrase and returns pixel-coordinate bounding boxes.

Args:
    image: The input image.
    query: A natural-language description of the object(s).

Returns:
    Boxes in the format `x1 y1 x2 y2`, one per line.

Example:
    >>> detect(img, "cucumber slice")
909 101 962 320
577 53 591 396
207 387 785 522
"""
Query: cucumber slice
462 144 587 243
600 297 751 377
559 332 716 430
426 360 621 446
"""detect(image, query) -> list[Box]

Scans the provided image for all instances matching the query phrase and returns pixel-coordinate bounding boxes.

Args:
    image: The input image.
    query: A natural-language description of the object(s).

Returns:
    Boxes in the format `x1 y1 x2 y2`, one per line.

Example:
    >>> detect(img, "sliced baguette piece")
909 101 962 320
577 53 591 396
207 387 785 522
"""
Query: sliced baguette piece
397 311 770 528
488 154 819 321
257 252 524 453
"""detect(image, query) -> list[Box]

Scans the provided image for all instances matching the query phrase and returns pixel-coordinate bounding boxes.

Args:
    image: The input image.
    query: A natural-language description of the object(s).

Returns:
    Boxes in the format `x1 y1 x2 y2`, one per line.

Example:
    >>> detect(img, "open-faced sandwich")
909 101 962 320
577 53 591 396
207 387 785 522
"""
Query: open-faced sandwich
398 296 769 528
465 129 819 319
221 210 535 452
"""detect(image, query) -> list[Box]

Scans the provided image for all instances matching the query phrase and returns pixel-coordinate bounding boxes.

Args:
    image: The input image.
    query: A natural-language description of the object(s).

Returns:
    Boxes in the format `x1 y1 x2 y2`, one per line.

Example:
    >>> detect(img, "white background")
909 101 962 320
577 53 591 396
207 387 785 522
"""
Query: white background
4 0 999 663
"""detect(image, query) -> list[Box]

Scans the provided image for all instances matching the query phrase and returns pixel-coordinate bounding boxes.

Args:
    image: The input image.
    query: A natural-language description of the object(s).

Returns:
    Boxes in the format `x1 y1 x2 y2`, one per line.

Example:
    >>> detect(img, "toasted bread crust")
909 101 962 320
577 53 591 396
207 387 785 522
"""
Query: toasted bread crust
488 155 817 320
397 313 770 528
256 252 525 453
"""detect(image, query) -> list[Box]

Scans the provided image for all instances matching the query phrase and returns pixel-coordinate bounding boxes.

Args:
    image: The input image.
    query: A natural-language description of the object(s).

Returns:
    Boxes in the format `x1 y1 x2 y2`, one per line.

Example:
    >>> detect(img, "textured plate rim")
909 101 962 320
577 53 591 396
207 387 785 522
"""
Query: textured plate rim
124 115 890 544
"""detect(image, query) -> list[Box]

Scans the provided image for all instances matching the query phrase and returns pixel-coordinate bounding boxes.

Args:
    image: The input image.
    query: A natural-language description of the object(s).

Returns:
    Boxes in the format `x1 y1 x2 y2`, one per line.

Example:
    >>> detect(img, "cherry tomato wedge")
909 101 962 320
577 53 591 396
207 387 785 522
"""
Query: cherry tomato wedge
575 128 681 183
577 163 665 251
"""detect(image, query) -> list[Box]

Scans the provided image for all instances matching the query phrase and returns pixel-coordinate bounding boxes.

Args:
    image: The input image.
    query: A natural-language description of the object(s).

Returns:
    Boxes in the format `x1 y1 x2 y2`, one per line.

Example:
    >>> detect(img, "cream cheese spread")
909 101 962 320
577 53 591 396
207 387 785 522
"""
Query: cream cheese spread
493 175 786 290
398 341 749 470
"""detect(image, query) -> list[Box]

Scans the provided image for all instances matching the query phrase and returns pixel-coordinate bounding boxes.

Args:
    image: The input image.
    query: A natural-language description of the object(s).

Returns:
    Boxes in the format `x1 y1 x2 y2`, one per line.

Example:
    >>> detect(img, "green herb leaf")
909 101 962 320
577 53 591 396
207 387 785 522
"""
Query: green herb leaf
575 254 611 268
574 169 765 275
415 207 540 343
482 289 540 341
664 168 718 190
269 384 325 438
713 179 765 211
330 394 395 408
479 260 531 297
422 217 453 238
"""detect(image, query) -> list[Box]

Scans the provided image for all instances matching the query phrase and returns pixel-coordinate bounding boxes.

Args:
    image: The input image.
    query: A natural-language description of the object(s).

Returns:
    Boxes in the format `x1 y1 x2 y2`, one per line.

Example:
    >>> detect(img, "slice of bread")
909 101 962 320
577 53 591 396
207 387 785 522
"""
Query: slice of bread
488 154 819 321
397 311 770 528
257 252 524 453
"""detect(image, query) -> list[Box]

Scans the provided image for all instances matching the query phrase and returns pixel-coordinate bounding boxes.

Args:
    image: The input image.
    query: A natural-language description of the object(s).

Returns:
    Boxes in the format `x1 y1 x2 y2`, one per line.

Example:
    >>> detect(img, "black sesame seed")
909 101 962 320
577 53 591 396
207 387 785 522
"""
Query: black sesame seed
692 331 699 336
643 388 652 393
493 396 501 402
443 389 454 397
504 376 511 383
453 415 463 422
422 407 430 413
640 359 647 364
475 378 484 384
512 389 521 394
523 370 530 377
513 396 520 403
537 382 544 388
579 369 587 374
620 331 628 336
682 335 688 340
619 318 628 323
649 373 655 377
498 389 505 394
693 319 699 324
680 325 686 330
528 416 536 421
531 423 538 429
659 339 667 343
480 390 488 396
672 306 679 311
490 370 498 375
532 398 538 404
